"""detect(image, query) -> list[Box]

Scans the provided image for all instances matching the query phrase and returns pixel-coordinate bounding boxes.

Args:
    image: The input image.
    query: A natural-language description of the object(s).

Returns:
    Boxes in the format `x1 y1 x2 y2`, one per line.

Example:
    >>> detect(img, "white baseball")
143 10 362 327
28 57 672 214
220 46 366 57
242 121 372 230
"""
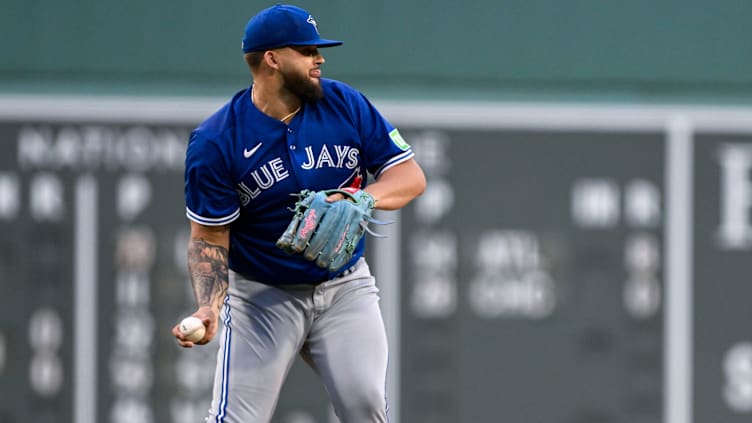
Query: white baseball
179 316 206 343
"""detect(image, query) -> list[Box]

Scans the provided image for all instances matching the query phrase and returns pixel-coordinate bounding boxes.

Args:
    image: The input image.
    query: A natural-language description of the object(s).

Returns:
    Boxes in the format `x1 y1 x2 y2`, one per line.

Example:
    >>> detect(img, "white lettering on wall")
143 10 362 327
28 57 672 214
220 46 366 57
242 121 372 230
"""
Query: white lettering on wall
717 144 752 249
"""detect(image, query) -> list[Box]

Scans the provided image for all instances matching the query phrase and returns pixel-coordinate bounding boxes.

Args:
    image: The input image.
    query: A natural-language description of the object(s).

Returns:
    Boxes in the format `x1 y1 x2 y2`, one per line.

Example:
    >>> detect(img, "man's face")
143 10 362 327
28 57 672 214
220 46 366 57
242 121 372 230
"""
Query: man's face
278 46 325 102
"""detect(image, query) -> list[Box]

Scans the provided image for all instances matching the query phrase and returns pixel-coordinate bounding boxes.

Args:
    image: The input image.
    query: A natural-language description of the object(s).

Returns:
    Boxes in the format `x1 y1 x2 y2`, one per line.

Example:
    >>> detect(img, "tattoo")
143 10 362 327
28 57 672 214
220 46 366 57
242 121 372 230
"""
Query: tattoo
187 238 229 308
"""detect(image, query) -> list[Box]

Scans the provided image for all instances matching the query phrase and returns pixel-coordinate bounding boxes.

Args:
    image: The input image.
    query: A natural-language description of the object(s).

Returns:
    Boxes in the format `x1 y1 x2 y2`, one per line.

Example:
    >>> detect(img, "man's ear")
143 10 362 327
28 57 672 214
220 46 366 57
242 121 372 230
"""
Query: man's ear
264 50 280 69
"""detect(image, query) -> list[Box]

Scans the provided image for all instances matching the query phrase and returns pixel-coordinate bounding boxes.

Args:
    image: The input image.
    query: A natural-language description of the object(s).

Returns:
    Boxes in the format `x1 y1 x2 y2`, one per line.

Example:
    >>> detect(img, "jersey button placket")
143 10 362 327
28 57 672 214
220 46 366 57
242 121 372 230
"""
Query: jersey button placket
285 124 306 185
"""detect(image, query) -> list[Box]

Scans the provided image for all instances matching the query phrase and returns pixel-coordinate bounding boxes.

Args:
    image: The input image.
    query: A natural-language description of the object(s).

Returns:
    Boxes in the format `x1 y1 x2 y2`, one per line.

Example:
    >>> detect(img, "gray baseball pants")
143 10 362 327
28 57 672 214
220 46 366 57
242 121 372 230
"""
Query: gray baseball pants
206 258 389 422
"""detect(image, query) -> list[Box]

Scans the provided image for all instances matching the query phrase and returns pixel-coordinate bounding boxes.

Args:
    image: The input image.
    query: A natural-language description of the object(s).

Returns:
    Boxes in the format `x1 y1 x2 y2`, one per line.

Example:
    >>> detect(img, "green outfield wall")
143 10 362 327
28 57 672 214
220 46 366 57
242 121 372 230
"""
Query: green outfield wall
2 0 751 103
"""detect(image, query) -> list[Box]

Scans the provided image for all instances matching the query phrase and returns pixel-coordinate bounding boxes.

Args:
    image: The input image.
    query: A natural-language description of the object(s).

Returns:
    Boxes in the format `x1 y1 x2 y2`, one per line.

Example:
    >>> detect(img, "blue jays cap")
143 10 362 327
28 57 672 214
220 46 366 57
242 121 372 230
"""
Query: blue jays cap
242 4 343 53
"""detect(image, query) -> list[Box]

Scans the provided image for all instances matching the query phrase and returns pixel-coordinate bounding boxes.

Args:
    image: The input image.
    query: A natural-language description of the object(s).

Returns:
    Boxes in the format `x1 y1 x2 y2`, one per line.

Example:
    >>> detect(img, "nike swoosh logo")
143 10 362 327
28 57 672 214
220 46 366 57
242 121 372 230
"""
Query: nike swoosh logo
243 142 262 158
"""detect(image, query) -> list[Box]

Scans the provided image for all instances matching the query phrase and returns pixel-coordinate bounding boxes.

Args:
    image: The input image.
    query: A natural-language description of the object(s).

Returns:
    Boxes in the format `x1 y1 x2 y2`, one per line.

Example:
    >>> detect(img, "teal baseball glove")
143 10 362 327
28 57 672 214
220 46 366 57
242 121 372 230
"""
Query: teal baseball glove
276 188 385 272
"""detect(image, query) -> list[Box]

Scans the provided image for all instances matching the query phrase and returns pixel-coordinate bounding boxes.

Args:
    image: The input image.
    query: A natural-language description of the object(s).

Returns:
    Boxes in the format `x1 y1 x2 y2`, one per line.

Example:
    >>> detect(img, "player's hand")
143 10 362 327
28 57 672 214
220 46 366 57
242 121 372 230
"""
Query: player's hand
325 189 353 203
326 176 363 203
171 306 219 348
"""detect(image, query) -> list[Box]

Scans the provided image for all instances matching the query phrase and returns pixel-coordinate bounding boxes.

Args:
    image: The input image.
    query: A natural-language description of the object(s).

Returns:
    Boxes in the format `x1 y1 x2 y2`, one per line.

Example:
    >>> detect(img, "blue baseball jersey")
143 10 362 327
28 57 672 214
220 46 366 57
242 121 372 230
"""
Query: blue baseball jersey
185 78 414 285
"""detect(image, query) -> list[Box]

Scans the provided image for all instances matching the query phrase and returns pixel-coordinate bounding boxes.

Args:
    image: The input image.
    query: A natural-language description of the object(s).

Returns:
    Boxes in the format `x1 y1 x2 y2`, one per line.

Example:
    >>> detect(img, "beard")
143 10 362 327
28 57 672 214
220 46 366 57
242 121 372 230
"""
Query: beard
282 69 323 103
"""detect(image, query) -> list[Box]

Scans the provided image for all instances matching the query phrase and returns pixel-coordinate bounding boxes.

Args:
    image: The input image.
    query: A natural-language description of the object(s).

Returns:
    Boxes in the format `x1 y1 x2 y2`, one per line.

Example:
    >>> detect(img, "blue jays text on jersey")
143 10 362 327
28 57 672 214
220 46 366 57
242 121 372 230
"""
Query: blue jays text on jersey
184 78 414 285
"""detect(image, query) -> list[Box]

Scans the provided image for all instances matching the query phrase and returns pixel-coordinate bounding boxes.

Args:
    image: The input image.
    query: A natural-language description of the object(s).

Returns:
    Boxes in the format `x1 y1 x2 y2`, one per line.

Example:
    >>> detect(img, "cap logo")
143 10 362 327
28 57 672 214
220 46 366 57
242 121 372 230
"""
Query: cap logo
306 15 320 34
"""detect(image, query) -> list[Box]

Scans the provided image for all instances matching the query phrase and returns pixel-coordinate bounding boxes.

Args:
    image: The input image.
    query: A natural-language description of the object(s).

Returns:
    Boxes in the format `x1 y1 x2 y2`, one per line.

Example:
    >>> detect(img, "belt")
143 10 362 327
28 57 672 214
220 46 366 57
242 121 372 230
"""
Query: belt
239 261 361 288
294 264 357 286
334 265 357 279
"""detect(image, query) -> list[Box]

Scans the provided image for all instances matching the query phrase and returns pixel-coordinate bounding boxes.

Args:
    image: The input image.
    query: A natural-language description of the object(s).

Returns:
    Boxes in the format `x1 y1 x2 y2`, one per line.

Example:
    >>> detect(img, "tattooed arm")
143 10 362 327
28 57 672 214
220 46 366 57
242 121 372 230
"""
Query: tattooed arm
188 222 230 311
173 221 231 347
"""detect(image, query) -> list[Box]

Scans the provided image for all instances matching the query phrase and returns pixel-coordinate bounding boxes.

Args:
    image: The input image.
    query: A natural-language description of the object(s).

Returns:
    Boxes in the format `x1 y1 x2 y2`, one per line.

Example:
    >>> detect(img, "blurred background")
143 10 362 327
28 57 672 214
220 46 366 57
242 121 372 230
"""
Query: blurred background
1 1 751 422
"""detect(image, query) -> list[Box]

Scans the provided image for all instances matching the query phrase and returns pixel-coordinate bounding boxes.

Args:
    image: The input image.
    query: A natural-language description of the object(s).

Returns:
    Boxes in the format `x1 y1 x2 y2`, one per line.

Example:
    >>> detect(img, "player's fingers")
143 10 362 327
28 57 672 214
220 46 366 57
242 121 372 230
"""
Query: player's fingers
172 324 196 348
193 329 212 345
174 308 217 346
171 324 182 338
178 339 195 348
202 326 215 344
325 192 345 202
184 316 215 346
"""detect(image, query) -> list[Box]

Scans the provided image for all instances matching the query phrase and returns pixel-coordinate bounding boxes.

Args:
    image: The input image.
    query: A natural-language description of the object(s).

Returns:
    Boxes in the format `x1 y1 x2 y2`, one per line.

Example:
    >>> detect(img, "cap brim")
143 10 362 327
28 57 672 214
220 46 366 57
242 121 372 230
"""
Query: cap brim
290 39 343 48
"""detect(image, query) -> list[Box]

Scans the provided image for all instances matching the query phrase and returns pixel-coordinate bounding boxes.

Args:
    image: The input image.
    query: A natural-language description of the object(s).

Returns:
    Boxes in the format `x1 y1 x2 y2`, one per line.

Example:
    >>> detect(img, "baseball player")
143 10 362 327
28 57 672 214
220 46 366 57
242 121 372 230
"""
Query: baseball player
171 4 426 423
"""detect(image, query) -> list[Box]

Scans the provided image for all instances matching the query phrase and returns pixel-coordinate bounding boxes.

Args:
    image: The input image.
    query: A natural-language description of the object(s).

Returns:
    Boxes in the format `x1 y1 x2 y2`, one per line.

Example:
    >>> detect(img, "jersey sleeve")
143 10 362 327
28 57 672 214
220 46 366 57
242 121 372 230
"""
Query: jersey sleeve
349 89 414 178
184 131 240 226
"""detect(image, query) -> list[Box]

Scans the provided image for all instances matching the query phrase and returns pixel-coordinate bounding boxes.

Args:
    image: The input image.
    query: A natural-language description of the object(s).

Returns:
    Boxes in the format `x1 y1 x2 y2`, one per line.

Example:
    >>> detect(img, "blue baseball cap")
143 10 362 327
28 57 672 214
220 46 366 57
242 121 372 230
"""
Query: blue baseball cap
242 4 343 53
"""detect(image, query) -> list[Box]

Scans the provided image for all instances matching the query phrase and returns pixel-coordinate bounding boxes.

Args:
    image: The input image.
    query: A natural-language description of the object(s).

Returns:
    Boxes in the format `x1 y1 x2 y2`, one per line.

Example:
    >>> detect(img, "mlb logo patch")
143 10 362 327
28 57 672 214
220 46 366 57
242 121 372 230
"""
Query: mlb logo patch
389 129 410 150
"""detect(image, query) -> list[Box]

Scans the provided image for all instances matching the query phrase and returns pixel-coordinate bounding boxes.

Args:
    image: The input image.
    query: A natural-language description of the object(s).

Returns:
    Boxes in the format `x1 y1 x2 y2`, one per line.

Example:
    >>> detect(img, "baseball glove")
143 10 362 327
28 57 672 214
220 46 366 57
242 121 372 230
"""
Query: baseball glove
276 188 386 272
